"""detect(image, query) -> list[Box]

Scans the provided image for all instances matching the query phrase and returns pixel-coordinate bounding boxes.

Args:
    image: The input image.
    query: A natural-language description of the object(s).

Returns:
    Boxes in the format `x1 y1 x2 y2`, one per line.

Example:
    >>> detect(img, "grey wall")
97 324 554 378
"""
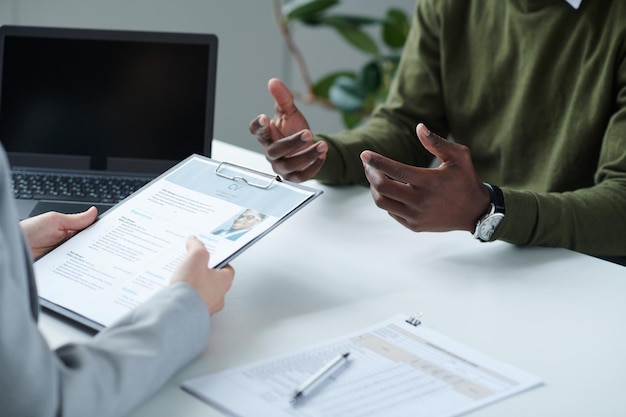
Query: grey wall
0 0 416 152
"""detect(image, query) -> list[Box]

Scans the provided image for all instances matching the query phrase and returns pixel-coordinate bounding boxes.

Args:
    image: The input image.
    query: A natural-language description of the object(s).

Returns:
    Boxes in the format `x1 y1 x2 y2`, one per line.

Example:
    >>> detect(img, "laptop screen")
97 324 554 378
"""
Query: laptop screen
0 25 217 174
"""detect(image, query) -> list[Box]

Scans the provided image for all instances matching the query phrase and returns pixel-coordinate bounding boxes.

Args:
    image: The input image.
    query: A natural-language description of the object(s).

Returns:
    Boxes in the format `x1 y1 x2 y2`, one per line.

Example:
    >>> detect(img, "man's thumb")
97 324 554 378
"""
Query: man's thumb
415 123 455 162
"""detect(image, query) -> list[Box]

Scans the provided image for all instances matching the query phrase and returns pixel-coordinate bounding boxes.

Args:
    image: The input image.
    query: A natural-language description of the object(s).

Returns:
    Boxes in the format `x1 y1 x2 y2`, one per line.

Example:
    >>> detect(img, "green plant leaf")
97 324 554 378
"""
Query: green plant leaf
299 15 325 25
281 0 340 22
320 14 385 27
329 76 366 112
341 111 364 129
358 61 382 93
334 26 379 56
278 2 409 128
312 70 355 99
382 8 410 48
373 88 389 106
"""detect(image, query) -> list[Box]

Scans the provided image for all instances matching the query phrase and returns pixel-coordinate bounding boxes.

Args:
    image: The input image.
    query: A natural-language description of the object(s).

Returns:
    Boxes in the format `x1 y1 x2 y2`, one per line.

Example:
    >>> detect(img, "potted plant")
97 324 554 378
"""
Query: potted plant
275 0 410 128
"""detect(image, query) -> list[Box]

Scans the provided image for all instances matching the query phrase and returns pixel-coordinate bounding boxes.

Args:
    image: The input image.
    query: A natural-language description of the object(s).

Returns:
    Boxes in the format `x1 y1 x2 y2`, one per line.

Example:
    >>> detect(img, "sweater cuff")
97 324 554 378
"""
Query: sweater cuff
314 134 343 184
314 133 373 186
492 188 539 245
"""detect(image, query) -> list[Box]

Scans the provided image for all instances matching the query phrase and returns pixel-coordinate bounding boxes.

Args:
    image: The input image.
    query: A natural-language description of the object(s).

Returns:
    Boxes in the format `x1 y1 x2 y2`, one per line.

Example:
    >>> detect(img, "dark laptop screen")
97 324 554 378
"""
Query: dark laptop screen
0 26 217 173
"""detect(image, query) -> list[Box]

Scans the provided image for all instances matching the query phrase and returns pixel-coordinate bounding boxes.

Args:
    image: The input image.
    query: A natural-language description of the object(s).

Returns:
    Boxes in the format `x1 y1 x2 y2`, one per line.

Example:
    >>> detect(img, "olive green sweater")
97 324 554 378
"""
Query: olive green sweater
315 0 626 257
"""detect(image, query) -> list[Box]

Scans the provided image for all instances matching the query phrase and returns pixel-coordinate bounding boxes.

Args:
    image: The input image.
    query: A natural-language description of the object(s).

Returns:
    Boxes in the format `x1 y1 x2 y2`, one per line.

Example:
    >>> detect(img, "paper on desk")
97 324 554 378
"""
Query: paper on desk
182 314 542 417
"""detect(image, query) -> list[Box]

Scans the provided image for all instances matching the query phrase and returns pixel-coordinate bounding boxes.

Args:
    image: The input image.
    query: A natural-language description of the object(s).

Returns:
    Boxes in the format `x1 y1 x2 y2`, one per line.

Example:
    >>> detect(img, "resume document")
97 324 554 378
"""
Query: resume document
34 155 321 330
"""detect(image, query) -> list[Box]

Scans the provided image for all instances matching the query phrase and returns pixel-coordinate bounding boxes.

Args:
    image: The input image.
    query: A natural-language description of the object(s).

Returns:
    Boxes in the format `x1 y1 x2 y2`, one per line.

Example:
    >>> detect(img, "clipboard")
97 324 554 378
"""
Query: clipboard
34 154 322 331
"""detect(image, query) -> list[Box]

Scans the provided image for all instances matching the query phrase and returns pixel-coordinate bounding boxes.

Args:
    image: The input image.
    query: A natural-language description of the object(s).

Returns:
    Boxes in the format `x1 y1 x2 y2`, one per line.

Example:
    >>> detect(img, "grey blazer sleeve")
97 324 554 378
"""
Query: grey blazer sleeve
55 283 210 417
0 143 210 417
1 262 209 417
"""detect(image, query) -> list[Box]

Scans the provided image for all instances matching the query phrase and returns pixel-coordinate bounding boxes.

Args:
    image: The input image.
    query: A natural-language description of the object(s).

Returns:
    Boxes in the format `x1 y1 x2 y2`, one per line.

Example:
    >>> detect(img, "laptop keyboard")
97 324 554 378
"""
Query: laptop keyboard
11 170 152 204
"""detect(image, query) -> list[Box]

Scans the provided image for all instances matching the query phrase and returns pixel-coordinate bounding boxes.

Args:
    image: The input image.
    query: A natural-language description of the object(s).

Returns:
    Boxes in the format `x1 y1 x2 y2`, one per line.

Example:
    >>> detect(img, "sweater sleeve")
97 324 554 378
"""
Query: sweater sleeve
495 70 626 257
312 0 626 257
314 0 444 185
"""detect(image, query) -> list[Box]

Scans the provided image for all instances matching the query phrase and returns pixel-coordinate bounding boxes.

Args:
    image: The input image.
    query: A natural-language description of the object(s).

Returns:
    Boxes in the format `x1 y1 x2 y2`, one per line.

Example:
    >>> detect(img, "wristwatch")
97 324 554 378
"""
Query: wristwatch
473 183 505 242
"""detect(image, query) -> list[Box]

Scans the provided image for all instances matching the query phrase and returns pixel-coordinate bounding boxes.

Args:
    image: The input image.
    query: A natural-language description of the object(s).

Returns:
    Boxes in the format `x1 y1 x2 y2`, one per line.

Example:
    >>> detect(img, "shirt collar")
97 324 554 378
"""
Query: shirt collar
564 0 581 9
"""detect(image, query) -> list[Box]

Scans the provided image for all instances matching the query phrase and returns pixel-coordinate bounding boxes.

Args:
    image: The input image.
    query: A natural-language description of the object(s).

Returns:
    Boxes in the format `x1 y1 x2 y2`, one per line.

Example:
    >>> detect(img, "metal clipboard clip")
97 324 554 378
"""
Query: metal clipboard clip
215 161 281 189
405 312 423 327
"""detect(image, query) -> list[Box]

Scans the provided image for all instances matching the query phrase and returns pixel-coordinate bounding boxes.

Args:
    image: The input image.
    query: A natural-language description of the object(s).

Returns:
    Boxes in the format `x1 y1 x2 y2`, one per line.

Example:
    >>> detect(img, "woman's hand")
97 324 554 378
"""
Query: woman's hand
20 206 98 260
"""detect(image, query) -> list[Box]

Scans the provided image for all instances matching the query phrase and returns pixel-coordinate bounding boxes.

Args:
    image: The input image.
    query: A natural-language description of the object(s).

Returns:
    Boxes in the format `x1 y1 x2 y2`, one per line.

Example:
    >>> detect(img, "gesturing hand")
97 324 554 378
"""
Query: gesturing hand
360 123 491 233
249 78 327 182
20 206 99 260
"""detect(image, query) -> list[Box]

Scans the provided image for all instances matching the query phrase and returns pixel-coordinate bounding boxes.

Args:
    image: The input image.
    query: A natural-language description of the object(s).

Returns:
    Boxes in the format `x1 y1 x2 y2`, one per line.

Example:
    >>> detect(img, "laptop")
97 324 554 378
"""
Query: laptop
0 25 218 219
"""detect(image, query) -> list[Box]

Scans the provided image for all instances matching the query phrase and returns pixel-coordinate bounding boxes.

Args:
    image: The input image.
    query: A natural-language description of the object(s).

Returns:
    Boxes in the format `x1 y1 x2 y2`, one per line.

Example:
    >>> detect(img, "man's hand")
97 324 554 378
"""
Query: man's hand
249 78 328 182
20 206 99 260
360 123 491 233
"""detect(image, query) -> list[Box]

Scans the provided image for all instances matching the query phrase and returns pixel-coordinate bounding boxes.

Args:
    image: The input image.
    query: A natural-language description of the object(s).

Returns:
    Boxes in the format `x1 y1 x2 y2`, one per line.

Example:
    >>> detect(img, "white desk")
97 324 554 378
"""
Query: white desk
40 141 626 417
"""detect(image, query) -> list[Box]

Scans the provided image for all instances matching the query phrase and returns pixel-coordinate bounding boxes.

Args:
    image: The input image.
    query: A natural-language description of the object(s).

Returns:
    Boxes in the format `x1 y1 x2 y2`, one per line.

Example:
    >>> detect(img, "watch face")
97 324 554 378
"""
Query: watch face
478 213 505 241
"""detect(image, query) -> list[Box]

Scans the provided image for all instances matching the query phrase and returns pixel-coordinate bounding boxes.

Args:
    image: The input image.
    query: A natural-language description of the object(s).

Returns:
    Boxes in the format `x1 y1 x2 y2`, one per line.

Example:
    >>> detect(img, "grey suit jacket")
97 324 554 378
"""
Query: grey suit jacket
0 145 211 417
